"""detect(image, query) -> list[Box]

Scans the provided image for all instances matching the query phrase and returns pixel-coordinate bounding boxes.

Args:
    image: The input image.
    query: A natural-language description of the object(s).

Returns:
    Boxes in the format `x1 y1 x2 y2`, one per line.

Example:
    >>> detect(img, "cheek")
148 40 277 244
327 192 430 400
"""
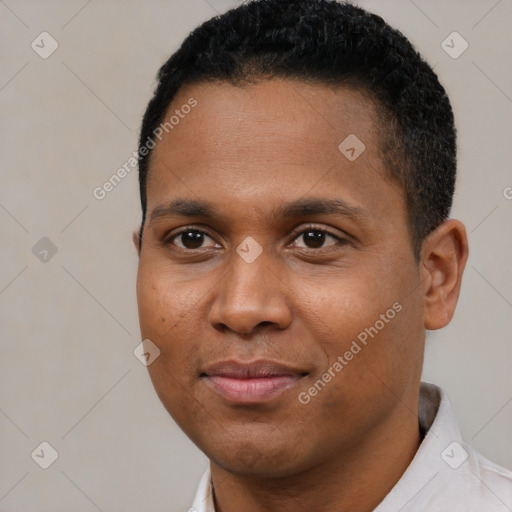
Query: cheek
300 258 423 385
136 268 172 340
136 265 203 416
136 264 200 375
137 261 195 334
298 273 399 348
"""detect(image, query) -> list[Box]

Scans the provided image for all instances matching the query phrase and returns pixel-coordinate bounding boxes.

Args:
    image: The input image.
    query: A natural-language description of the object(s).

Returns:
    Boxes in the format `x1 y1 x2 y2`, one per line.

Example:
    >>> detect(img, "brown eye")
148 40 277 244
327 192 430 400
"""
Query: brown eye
169 229 218 250
292 228 344 249
302 230 327 249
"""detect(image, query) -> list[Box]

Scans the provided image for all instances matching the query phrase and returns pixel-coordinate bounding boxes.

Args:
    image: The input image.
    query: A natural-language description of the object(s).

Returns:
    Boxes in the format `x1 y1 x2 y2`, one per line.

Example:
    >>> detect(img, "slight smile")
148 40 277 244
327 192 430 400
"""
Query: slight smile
201 359 309 405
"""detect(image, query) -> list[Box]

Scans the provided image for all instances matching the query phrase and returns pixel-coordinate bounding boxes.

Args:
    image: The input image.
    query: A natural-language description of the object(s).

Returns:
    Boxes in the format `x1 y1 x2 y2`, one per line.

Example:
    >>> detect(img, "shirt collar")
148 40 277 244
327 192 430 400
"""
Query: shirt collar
373 381 461 510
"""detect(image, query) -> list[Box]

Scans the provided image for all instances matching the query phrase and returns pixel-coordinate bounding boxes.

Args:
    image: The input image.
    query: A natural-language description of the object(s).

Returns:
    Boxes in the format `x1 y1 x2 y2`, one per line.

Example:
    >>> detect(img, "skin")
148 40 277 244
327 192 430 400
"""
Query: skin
134 79 469 512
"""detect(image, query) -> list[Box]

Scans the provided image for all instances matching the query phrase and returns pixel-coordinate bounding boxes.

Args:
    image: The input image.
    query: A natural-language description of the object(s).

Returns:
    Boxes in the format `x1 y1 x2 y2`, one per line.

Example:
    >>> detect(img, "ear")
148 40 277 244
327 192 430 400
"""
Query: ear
419 219 469 330
132 228 140 254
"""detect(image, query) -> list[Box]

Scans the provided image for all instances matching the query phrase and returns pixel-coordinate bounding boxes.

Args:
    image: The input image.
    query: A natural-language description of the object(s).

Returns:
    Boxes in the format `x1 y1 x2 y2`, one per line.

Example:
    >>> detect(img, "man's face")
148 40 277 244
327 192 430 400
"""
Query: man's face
136 79 426 477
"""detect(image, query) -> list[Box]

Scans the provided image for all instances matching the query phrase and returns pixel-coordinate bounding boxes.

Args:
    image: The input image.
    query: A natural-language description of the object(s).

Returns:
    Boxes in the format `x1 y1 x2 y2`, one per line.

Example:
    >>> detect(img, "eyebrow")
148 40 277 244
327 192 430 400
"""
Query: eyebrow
148 197 369 225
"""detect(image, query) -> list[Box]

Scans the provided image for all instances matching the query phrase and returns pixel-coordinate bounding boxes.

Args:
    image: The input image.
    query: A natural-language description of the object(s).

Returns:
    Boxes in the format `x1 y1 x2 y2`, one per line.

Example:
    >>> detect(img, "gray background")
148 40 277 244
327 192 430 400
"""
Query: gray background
1 0 511 511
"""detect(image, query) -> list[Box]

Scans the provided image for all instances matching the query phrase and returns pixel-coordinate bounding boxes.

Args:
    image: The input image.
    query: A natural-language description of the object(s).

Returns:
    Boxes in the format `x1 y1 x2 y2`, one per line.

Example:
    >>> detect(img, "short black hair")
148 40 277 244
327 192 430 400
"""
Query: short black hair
137 0 456 259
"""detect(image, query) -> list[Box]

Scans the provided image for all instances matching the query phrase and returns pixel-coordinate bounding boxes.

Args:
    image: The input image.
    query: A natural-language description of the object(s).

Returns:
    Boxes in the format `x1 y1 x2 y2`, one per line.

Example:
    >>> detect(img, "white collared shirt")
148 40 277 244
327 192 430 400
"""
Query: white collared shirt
189 382 512 511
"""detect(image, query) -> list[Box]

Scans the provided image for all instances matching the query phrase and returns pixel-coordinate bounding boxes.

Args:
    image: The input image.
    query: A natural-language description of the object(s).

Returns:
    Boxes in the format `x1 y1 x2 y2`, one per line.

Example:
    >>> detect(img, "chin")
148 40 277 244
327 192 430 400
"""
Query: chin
207 437 311 478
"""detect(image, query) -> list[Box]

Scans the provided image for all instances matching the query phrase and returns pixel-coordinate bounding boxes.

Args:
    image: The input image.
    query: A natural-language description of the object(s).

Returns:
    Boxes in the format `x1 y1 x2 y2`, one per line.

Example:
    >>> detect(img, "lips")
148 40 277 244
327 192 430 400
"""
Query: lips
201 360 307 404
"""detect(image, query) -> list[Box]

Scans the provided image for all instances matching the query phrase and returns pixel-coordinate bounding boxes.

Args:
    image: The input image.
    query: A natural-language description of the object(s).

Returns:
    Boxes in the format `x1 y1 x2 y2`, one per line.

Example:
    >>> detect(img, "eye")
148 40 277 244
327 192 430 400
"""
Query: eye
290 227 347 250
167 228 219 250
164 225 348 252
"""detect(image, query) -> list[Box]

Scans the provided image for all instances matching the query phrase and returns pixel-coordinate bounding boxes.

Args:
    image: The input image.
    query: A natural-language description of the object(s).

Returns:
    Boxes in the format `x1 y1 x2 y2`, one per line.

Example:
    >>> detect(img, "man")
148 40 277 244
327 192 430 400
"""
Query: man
133 0 512 510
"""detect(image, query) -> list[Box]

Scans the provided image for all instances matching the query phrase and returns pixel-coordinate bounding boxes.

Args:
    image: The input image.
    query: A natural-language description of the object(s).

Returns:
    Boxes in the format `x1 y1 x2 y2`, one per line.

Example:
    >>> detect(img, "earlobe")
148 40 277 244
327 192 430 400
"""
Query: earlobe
132 229 140 254
420 219 469 330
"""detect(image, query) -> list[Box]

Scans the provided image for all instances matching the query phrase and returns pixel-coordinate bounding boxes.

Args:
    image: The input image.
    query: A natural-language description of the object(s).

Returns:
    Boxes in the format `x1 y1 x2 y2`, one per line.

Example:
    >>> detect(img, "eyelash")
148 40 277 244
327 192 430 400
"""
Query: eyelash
163 225 349 252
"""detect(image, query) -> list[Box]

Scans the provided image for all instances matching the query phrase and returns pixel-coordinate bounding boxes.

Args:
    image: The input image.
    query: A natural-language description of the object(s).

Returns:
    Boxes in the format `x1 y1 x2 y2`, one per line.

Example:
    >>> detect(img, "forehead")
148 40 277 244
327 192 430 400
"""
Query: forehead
151 78 381 170
145 79 403 225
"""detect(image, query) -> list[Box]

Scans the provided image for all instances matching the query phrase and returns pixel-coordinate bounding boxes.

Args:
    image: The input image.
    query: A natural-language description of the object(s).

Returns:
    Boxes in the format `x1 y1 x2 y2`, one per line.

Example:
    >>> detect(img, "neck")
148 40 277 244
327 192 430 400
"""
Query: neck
210 392 421 512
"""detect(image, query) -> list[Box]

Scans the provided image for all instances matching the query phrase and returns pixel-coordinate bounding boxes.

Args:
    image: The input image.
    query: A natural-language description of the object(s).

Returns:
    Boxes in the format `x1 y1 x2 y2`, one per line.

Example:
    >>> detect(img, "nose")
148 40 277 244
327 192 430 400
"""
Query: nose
207 245 293 335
